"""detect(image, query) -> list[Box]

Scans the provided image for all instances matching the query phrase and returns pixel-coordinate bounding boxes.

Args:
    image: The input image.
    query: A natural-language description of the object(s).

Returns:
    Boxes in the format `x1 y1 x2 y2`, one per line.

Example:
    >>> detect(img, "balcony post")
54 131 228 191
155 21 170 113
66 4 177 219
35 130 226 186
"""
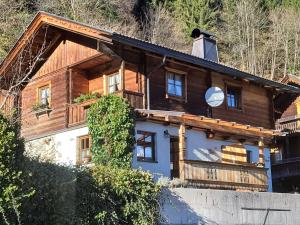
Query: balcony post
179 123 186 180
258 138 265 167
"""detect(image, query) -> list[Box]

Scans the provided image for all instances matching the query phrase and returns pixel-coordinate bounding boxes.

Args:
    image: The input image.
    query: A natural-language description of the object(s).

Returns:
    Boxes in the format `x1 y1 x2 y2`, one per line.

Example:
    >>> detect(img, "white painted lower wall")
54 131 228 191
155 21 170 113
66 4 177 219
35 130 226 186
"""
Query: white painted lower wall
25 127 89 165
133 121 272 191
25 121 272 191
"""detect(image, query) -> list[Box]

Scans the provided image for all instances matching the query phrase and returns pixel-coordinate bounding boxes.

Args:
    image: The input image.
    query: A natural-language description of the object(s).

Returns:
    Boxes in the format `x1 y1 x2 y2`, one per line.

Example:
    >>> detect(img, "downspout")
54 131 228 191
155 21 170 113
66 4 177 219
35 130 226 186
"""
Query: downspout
146 55 167 111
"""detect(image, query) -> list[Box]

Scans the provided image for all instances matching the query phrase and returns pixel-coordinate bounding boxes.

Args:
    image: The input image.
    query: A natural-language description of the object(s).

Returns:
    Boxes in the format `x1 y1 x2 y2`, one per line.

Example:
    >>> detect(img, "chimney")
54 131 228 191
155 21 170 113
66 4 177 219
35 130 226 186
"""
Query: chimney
191 28 219 63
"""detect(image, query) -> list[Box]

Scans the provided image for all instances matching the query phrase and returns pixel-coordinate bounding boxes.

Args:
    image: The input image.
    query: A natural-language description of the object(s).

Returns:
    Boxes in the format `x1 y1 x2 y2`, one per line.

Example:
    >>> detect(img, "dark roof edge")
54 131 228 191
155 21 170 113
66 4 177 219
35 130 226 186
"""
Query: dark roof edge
113 33 300 94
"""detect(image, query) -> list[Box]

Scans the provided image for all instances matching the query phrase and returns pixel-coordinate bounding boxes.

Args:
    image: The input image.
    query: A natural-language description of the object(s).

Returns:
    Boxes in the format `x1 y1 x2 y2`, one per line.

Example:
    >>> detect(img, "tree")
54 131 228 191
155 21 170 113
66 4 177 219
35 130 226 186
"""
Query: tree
87 95 135 168
219 0 268 75
172 0 221 39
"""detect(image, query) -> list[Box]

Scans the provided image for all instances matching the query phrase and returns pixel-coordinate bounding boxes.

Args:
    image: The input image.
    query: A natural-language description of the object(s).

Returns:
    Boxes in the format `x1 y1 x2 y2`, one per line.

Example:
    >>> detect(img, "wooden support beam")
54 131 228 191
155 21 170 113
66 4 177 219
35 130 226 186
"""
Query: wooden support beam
258 138 265 166
179 124 186 180
120 60 125 91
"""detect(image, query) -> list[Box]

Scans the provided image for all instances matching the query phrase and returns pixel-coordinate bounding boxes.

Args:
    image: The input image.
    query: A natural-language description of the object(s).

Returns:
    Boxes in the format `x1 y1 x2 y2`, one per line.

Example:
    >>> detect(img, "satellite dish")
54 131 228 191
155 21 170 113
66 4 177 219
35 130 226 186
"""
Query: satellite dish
205 87 224 107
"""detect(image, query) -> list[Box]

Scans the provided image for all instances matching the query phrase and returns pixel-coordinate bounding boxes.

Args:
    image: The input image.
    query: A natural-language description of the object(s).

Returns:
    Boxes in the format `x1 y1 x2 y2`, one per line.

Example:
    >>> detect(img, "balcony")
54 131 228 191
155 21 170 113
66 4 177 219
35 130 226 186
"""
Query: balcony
66 90 143 127
276 115 300 133
182 160 268 192
272 157 300 180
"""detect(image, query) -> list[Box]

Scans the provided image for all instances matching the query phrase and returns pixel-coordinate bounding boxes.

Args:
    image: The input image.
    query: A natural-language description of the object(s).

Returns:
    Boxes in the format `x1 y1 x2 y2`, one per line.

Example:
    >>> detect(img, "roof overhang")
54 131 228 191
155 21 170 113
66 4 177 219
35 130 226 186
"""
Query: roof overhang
113 34 300 94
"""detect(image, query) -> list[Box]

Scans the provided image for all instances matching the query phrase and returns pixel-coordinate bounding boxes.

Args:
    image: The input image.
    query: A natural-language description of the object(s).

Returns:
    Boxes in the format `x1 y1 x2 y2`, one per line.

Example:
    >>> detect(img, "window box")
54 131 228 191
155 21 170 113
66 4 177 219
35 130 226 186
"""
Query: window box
32 103 52 117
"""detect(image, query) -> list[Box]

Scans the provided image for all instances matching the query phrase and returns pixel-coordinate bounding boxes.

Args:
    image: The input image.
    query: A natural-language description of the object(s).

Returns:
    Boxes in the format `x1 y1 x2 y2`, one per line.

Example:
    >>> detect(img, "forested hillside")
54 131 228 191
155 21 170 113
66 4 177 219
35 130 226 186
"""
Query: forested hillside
1 0 300 80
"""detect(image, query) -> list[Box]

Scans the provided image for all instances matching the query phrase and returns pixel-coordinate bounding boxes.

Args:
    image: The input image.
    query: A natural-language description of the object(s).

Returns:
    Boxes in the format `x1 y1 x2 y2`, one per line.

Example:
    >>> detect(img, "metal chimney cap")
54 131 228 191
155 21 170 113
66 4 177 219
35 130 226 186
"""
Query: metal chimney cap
191 28 215 39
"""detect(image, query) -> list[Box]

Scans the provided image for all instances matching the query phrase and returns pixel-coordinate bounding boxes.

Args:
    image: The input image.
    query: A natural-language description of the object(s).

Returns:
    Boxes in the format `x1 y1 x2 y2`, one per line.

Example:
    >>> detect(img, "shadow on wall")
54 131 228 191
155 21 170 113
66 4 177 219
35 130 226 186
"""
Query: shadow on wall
160 188 219 225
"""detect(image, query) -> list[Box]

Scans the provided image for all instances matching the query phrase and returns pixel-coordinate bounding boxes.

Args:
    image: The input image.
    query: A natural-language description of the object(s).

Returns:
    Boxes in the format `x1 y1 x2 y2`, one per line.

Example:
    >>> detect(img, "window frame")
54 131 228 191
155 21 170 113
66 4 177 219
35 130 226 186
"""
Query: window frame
36 82 51 107
136 130 156 162
165 67 187 102
107 72 121 94
77 135 92 165
225 84 243 111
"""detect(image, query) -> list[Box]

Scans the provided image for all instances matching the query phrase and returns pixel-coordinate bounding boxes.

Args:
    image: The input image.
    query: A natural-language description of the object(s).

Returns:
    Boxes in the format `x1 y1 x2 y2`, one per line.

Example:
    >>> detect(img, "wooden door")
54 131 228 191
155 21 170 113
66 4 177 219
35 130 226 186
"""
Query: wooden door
170 137 180 179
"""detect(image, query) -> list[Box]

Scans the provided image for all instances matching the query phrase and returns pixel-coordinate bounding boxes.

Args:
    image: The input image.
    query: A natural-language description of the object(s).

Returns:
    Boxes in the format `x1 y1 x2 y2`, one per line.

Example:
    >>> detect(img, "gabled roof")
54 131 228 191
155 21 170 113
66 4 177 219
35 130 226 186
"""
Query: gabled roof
1 11 300 94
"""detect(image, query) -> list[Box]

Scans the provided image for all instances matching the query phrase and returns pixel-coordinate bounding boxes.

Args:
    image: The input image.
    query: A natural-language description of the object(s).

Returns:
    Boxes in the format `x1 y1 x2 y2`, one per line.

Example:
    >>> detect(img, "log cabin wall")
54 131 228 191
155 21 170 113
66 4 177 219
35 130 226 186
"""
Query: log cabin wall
21 36 275 139
71 69 89 101
124 63 140 93
21 38 100 139
148 56 209 115
21 69 68 139
88 74 104 94
147 55 274 129
211 73 273 129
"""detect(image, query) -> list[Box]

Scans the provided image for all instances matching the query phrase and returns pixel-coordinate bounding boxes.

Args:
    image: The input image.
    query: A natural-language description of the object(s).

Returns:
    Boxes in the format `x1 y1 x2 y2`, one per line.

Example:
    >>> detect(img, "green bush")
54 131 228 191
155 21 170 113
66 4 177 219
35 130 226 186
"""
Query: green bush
87 95 135 168
0 114 27 224
20 161 161 225
90 165 161 225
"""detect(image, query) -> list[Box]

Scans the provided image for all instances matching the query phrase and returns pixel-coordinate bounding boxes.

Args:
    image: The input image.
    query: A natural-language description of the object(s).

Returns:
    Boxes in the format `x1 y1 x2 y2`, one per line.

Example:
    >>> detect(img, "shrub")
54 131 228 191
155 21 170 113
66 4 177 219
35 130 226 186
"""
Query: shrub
0 113 26 224
89 165 161 225
87 95 135 168
20 160 161 225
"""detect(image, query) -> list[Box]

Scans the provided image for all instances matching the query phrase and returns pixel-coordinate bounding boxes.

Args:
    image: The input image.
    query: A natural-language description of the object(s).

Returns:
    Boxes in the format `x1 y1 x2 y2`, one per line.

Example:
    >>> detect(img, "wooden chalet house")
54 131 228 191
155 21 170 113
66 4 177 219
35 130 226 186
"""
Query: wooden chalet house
272 74 300 192
1 12 299 192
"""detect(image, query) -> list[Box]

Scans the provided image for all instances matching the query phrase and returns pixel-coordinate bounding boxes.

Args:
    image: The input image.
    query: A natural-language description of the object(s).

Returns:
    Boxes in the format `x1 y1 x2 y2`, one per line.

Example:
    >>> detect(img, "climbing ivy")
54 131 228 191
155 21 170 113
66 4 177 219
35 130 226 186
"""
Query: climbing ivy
87 95 135 168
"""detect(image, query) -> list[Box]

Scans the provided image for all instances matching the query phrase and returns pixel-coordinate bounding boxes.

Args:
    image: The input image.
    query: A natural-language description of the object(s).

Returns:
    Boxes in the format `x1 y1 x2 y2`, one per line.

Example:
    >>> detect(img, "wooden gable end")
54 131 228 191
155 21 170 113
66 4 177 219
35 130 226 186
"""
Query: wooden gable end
21 38 101 139
35 39 99 77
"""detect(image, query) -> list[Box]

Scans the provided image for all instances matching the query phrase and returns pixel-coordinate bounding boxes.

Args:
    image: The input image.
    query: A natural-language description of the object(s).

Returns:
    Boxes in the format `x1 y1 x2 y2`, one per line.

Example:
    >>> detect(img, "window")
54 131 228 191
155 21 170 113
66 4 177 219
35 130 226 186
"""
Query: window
78 135 92 164
136 130 155 162
226 86 241 109
38 85 50 107
246 150 252 163
108 72 121 93
166 71 184 98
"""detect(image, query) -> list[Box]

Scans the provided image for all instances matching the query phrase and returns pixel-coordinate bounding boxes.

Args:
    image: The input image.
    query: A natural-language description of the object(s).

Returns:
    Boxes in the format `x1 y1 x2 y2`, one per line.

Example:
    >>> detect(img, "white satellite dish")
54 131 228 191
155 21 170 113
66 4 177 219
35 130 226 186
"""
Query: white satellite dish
205 87 224 107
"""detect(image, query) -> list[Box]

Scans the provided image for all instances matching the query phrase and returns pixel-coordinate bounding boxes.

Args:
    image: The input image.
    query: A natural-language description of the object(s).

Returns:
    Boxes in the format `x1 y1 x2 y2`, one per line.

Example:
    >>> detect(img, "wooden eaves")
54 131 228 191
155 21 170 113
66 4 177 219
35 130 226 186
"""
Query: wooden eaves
0 11 113 76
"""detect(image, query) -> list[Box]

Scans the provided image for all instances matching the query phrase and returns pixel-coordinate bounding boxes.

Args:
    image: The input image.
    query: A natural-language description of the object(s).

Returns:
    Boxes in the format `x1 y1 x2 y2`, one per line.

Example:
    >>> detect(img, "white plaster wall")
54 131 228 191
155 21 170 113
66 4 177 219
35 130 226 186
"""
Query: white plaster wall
133 121 272 191
132 121 179 180
25 127 89 165
185 129 233 162
26 121 273 191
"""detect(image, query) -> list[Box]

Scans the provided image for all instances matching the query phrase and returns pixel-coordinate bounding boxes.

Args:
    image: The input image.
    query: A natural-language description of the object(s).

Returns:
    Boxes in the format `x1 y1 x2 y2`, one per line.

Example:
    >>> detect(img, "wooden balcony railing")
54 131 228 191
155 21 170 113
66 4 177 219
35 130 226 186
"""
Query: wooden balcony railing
276 115 300 133
182 160 268 192
67 99 97 127
67 90 144 127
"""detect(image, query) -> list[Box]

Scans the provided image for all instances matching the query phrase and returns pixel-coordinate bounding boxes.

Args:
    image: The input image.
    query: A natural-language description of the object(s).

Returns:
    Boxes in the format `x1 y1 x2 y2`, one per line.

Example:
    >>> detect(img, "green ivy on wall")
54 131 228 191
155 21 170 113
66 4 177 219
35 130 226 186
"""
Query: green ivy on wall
87 95 135 168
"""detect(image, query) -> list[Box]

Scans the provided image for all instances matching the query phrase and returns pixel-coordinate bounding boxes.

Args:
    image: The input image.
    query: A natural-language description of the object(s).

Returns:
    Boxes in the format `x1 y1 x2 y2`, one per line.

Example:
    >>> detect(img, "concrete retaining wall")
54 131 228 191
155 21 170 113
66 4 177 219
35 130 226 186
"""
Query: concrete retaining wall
161 188 300 225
